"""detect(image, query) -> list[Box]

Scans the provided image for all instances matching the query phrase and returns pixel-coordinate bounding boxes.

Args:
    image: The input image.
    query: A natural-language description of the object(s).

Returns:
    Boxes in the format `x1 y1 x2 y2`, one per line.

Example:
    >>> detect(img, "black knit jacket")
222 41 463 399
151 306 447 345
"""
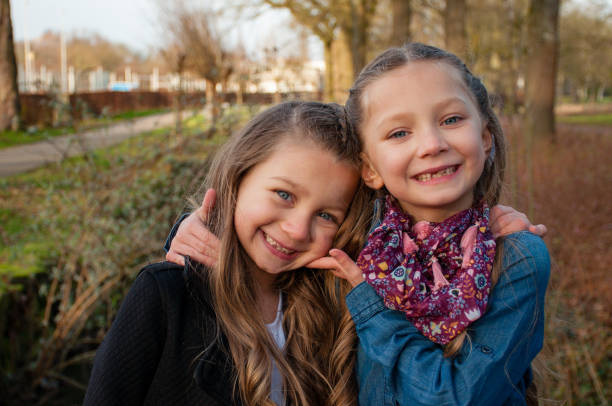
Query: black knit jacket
83 261 242 405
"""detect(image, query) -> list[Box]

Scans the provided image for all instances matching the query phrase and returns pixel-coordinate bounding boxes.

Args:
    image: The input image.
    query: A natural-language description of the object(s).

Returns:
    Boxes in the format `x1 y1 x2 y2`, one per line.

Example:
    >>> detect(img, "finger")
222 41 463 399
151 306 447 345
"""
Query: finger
187 226 220 253
307 256 339 270
529 224 548 237
329 249 359 271
199 189 217 222
170 243 218 268
491 205 528 226
173 232 208 256
491 204 512 217
498 211 529 227
166 251 185 266
490 211 530 238
329 249 364 287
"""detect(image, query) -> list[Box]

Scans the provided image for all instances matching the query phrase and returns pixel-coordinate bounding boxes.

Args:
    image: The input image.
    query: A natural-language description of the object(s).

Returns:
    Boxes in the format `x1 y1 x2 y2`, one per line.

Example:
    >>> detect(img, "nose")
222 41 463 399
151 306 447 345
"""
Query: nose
416 125 449 157
280 212 312 243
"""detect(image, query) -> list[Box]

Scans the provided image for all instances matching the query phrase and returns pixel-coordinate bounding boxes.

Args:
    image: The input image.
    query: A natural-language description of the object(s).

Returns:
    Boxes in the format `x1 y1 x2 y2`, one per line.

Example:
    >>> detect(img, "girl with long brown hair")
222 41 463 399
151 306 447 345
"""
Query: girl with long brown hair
84 101 374 405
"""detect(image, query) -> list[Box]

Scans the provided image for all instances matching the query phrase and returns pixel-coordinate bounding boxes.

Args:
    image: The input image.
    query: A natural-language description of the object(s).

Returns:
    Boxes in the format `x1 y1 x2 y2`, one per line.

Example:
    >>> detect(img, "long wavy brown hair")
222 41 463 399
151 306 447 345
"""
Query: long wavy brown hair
345 43 508 357
195 101 374 405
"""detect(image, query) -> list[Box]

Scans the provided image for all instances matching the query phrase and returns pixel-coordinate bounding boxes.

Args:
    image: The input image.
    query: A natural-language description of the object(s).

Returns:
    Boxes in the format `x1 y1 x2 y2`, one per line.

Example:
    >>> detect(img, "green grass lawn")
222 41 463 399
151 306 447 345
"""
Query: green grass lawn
0 127 75 148
557 113 612 126
0 108 171 149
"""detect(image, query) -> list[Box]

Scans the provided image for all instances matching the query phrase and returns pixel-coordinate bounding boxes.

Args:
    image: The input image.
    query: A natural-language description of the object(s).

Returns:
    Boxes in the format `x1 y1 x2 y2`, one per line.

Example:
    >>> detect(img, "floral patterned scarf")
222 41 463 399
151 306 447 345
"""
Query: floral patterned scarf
357 195 496 344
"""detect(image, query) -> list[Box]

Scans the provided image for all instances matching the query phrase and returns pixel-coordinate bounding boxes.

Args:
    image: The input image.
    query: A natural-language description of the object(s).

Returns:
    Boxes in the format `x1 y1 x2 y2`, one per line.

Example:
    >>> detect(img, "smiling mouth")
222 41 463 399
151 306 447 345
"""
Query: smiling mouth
414 165 459 182
264 232 296 255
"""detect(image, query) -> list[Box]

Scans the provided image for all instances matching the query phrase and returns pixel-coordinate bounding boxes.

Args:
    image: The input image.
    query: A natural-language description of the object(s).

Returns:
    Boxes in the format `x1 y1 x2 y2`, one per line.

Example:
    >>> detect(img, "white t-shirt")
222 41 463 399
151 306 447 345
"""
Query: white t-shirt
265 293 286 406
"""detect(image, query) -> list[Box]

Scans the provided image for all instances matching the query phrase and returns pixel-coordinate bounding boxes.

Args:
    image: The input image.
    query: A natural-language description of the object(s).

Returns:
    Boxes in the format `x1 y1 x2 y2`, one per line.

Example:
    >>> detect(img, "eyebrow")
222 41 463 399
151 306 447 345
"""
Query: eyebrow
433 96 470 110
371 96 471 129
271 176 305 193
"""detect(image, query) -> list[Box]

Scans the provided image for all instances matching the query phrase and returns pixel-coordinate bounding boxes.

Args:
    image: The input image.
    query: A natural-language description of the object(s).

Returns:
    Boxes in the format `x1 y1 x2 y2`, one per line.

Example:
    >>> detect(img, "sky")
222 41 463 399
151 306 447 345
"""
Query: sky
10 0 318 60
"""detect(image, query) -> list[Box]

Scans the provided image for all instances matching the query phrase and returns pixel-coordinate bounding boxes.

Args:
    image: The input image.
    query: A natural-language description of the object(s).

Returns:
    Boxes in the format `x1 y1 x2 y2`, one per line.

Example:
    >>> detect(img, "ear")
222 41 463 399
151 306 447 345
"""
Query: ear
360 152 385 190
482 125 493 156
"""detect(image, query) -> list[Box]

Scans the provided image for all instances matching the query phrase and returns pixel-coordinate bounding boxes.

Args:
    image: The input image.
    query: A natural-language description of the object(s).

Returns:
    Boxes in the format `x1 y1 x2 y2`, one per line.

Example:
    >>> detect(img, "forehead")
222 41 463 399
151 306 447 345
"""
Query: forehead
361 61 475 121
246 138 358 208
255 137 357 182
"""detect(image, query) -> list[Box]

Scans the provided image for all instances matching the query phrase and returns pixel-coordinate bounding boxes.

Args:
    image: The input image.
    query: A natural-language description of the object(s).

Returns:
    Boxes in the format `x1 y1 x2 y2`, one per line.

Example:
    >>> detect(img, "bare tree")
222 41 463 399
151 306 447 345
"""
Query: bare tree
160 1 233 123
263 0 378 101
262 0 338 100
160 45 186 137
0 0 19 130
444 0 467 61
232 45 252 105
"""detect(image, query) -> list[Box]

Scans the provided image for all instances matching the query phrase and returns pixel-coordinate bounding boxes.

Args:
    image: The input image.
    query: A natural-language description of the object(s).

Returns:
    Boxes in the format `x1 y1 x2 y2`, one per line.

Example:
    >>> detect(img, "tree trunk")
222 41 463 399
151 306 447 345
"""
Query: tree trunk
524 0 559 143
0 0 20 130
174 54 186 138
237 81 245 105
391 0 412 46
323 40 335 102
332 32 355 102
444 0 468 61
174 77 183 137
348 3 366 78
205 79 219 126
524 0 559 216
347 0 376 77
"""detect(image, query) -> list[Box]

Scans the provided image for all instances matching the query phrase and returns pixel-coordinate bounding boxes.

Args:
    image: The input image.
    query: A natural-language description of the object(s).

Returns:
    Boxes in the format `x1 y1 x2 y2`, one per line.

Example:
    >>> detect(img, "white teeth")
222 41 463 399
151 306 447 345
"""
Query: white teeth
265 233 294 254
416 166 456 182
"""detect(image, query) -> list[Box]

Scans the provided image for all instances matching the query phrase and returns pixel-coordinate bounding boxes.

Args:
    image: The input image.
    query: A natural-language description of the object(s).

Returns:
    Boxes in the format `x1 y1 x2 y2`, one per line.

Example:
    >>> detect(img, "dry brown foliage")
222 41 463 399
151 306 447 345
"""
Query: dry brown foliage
503 118 611 405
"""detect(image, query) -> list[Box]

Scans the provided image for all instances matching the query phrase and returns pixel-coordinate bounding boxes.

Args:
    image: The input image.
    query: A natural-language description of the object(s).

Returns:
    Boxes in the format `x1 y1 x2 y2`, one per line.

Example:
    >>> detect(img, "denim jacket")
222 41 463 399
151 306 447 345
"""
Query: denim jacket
346 231 550 406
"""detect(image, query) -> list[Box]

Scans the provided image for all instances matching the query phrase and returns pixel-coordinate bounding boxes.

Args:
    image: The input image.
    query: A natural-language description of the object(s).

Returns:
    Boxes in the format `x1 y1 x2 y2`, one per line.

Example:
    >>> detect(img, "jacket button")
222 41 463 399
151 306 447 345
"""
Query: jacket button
481 345 492 354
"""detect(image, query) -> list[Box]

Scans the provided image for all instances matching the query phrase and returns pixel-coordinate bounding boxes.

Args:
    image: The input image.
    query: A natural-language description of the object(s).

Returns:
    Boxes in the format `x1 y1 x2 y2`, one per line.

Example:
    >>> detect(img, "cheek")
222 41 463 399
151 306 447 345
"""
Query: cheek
314 228 338 253
233 209 251 247
233 195 262 238
457 129 488 167
468 140 488 169
233 201 250 229
381 151 411 177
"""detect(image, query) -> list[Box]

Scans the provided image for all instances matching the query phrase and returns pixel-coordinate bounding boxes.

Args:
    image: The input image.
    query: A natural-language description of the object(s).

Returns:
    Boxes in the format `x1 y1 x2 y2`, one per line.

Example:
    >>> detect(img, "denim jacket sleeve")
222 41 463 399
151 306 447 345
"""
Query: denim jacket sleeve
346 231 550 406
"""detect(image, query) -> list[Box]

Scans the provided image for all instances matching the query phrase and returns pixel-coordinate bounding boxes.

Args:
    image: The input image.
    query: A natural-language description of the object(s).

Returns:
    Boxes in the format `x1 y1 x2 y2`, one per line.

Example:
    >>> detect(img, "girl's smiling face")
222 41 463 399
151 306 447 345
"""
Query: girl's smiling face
359 61 492 222
234 139 359 285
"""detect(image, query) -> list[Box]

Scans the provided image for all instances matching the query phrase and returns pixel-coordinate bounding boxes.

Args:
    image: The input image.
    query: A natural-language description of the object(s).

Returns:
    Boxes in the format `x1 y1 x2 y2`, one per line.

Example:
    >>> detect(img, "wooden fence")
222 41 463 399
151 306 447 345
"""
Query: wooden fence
19 91 322 126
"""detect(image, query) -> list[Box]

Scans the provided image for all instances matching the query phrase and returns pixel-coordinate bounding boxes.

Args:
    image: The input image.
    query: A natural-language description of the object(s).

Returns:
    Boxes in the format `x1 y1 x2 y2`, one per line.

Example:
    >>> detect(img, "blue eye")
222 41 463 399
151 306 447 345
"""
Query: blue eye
443 116 461 125
276 190 291 200
389 130 408 139
318 212 335 222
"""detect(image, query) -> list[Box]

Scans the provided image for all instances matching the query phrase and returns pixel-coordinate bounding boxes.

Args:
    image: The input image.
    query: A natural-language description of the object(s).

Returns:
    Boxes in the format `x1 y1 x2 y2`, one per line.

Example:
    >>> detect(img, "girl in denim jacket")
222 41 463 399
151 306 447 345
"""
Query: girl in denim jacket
308 43 550 405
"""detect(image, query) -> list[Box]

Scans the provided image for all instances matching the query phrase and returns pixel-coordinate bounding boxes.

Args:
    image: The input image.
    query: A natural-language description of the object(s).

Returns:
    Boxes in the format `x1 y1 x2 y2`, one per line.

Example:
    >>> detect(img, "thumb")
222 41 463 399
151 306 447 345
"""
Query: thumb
328 249 355 269
329 249 364 287
198 188 216 222
529 224 548 237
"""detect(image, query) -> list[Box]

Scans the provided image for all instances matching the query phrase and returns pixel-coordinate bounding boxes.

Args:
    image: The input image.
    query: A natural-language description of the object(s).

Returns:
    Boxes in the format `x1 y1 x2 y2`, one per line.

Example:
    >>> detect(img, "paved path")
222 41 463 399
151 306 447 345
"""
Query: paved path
0 112 182 177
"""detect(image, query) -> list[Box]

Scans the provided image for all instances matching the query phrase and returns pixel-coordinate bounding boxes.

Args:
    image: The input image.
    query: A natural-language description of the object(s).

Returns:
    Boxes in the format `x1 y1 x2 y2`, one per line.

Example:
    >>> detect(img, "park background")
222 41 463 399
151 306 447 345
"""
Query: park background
0 0 610 404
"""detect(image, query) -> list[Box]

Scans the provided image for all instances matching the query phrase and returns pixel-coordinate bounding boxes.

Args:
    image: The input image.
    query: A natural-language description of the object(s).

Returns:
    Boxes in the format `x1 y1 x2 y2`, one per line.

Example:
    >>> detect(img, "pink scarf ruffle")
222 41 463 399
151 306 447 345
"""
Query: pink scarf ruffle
357 196 496 345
